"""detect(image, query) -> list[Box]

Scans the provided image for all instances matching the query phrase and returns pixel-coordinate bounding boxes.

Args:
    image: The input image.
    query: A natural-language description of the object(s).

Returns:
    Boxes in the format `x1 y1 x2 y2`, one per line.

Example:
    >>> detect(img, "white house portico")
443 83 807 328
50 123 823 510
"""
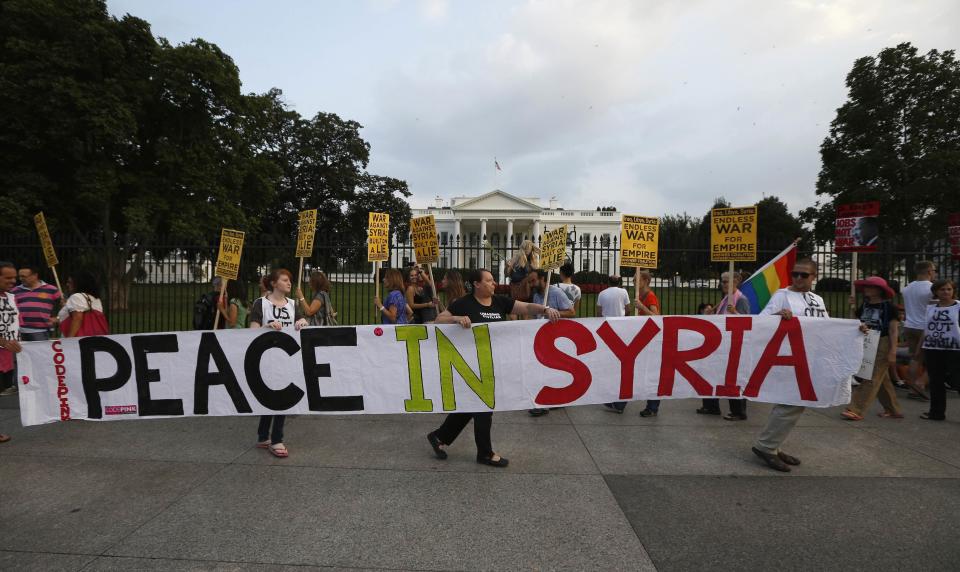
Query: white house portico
398 190 622 274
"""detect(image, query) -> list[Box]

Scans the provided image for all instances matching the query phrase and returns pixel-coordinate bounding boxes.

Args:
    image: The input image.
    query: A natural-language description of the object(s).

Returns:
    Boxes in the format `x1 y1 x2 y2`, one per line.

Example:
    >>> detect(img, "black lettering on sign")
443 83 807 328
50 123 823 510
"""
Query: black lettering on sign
300 327 364 411
79 337 132 419
131 335 184 416
244 331 304 410
194 332 252 414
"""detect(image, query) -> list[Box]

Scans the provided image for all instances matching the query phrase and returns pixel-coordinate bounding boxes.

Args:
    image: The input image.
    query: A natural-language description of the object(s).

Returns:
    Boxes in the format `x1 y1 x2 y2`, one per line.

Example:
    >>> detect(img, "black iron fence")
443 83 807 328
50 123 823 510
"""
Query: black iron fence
1 230 956 334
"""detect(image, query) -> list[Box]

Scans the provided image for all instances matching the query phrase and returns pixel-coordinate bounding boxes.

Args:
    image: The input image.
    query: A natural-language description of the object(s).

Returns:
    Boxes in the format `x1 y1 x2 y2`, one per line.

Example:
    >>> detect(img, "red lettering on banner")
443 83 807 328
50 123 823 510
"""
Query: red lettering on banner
657 317 719 396
743 318 817 400
715 317 752 397
50 340 70 420
533 320 597 405
596 319 661 400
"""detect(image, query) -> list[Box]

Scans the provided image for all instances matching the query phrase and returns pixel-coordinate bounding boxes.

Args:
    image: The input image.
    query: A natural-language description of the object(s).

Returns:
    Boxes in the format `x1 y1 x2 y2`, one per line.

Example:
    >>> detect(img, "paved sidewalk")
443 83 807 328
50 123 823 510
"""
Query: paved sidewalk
2 391 959 571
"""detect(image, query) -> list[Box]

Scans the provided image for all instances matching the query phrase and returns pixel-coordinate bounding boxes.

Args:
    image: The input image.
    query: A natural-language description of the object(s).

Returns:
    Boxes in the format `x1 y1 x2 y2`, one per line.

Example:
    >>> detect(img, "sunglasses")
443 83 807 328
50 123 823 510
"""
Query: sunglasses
791 272 811 279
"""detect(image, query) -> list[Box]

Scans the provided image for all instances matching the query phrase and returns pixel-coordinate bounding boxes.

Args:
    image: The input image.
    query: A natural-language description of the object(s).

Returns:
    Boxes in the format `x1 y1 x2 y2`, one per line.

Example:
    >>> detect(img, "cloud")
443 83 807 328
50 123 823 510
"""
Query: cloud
420 0 448 22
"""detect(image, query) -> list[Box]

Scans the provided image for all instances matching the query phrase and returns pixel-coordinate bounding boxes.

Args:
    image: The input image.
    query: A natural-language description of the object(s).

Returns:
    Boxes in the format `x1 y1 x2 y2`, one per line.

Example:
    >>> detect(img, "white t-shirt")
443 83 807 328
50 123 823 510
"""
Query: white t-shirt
558 283 581 305
921 301 960 351
597 287 631 317
902 280 933 330
760 288 830 318
57 293 104 322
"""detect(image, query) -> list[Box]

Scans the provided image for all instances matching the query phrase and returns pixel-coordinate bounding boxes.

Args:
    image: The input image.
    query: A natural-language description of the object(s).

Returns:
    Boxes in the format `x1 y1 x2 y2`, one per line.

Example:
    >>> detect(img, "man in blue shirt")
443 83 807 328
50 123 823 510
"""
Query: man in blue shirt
527 269 575 416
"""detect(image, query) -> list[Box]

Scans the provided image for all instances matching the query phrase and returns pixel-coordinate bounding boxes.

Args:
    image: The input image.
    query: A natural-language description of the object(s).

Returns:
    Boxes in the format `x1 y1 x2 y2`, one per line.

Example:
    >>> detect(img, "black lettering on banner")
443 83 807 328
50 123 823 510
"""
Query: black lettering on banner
193 332 252 414
300 327 364 411
131 335 185 416
79 337 133 419
244 331 305 410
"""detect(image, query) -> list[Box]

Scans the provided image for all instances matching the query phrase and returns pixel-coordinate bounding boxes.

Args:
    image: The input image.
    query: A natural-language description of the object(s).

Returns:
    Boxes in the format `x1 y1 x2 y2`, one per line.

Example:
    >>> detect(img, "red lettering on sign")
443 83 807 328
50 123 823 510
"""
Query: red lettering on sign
533 321 597 405
596 319 661 400
743 318 817 401
657 317 719 397
715 317 752 397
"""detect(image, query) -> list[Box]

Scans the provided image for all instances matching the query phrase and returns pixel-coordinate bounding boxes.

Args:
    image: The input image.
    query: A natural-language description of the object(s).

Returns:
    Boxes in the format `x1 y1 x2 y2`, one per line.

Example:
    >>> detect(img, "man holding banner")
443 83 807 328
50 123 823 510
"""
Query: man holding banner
0 261 23 422
428 268 561 467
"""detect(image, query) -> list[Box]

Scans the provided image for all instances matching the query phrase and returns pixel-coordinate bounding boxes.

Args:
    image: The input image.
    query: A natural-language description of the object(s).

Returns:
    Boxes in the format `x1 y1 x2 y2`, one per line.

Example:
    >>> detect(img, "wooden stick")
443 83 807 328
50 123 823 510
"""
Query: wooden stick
374 262 380 323
213 278 228 330
296 257 305 293
545 269 553 308
728 260 735 312
635 266 641 316
50 265 63 296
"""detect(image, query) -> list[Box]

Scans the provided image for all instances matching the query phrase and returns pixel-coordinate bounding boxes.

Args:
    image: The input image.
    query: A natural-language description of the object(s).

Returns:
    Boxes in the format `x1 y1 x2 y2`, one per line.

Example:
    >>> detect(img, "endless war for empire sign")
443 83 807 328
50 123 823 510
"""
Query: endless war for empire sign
214 229 245 281
711 206 757 262
620 215 659 268
16 316 864 426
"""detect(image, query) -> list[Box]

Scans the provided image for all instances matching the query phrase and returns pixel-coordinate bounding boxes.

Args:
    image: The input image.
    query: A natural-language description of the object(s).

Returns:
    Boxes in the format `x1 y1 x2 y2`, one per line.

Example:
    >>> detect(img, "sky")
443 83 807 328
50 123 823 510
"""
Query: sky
108 0 959 217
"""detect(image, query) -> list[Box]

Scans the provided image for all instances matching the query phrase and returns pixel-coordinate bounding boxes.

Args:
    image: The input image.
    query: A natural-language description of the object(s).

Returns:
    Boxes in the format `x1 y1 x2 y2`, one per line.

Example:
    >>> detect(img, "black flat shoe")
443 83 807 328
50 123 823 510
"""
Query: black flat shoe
603 404 624 414
427 432 447 459
477 453 509 467
696 407 721 415
528 408 549 417
920 412 945 421
639 409 658 418
723 413 747 421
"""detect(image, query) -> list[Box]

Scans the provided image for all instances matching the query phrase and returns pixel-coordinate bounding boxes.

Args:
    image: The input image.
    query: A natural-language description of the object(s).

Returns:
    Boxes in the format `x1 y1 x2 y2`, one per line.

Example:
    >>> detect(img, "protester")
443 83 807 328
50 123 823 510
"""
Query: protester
598 275 635 414
298 271 336 326
12 265 62 341
918 279 960 421
751 259 847 472
634 270 662 417
194 276 223 330
250 268 309 458
901 261 937 400
406 265 438 324
506 239 539 303
696 302 714 315
57 271 108 338
217 279 248 329
697 270 750 420
842 276 902 420
439 269 466 308
0 261 23 407
374 268 412 325
428 268 561 467
527 269 575 417
557 262 582 315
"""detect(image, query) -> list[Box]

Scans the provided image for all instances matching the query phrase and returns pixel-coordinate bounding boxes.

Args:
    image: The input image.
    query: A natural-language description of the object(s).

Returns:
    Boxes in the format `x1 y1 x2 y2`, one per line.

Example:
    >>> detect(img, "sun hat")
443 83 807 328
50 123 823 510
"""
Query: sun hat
854 276 895 299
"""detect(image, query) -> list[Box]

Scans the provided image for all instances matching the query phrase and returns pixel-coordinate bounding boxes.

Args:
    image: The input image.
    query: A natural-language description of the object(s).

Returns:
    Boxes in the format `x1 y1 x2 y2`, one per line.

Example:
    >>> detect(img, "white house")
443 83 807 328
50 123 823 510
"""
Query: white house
398 190 623 274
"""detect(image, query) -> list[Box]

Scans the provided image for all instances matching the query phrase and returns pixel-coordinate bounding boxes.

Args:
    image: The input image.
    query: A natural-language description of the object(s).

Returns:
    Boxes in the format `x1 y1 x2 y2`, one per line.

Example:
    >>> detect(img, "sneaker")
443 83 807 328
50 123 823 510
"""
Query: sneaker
0 386 18 396
639 409 657 418
602 403 624 414
528 408 549 417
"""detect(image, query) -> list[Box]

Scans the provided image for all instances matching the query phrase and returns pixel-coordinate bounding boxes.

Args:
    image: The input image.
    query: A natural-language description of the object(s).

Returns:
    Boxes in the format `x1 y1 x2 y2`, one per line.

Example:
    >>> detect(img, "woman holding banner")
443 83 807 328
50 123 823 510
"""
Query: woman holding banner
250 268 308 458
374 269 412 325
427 268 561 467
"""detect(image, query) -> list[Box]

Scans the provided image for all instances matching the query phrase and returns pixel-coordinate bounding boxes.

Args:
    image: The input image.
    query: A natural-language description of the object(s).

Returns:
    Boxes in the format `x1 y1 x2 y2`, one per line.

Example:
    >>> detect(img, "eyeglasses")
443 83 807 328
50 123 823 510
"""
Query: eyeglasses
791 272 811 279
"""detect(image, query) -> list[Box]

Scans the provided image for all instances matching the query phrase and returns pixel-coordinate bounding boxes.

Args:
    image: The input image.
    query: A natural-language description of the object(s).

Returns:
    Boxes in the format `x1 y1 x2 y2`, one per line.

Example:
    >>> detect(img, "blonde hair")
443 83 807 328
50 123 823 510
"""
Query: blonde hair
509 239 540 270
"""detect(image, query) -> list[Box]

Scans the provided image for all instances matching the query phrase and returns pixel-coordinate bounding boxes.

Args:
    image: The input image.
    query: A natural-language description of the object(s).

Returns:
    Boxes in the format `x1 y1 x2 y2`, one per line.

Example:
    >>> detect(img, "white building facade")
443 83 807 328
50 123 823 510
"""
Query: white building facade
397 190 623 275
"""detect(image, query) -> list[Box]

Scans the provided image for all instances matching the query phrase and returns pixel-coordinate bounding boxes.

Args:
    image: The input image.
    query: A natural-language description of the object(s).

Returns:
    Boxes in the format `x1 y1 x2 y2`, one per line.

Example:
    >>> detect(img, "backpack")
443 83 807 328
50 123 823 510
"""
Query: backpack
193 291 218 330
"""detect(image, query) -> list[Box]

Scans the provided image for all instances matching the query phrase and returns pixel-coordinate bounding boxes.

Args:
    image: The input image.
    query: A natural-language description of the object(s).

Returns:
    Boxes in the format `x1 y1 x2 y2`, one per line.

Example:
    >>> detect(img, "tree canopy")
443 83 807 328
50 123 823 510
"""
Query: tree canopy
803 43 960 249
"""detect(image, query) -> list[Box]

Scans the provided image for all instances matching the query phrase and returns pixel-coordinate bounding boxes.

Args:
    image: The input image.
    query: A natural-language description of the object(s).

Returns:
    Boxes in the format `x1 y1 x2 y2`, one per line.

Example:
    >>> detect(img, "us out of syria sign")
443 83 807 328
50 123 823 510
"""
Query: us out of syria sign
16 316 863 426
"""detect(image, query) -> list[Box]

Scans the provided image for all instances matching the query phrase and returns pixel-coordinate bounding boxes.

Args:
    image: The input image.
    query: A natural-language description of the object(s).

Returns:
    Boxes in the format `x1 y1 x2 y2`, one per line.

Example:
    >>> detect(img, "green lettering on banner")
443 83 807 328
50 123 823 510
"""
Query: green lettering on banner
395 325 433 412
436 325 495 410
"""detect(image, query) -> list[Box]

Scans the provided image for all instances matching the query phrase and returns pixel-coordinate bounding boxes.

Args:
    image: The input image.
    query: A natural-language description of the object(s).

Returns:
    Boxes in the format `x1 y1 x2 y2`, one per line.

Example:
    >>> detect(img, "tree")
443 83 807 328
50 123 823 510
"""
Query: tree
803 43 960 250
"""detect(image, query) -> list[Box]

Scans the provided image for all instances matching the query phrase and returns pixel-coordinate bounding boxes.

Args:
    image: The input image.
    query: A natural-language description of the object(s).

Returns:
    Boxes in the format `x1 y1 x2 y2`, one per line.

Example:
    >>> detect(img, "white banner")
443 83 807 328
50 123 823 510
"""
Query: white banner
15 316 863 426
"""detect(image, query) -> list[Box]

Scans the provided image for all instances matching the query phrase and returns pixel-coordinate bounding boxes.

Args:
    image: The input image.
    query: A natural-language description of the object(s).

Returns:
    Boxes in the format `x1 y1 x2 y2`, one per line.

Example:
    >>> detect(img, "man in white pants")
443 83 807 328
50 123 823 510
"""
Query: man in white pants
752 259 831 472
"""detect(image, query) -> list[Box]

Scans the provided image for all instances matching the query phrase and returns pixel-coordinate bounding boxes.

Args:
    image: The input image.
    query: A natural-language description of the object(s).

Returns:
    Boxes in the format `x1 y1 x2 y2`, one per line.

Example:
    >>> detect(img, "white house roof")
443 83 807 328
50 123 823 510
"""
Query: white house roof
450 190 543 212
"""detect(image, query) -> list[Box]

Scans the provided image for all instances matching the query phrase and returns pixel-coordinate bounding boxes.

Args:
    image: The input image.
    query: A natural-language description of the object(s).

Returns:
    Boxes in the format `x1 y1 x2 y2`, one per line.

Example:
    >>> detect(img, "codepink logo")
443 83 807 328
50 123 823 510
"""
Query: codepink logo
104 405 137 415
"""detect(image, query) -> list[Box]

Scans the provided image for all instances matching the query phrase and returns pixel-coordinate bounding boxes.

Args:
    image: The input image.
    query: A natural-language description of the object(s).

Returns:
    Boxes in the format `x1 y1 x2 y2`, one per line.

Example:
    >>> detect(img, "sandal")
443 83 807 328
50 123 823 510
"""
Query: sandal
878 411 904 419
269 443 289 458
841 410 864 421
255 439 271 449
0 434 10 443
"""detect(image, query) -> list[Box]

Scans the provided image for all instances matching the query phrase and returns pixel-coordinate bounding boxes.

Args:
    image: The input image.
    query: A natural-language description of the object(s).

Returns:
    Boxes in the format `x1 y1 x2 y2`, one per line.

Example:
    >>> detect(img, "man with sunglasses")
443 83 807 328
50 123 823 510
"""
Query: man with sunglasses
751 259 829 472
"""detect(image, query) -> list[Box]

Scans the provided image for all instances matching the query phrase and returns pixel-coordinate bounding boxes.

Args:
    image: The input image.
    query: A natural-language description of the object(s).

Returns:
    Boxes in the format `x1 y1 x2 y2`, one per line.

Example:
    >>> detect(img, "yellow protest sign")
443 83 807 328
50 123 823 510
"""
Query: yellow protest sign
295 209 318 258
367 212 390 262
710 206 757 262
214 229 245 280
33 212 58 267
411 215 439 264
619 215 659 268
540 225 567 271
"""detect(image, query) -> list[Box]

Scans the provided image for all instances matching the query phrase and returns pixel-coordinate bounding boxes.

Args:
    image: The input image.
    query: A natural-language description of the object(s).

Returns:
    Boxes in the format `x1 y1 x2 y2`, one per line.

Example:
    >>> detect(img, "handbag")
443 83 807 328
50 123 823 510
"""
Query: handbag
60 294 110 337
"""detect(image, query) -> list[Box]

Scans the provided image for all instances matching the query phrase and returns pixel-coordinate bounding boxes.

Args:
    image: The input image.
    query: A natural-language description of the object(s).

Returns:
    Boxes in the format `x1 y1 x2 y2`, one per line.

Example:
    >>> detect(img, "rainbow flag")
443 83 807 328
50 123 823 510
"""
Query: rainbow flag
740 243 798 314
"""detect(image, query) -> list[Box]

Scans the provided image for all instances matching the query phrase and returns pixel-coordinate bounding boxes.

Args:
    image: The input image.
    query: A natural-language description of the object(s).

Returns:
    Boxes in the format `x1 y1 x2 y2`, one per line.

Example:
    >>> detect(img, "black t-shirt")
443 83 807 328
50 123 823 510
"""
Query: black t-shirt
859 300 896 337
448 294 516 324
413 284 438 324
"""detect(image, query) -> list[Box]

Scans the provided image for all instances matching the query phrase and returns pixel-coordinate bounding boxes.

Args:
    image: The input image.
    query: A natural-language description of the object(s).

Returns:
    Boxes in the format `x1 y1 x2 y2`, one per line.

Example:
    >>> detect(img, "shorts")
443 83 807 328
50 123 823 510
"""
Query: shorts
903 328 925 362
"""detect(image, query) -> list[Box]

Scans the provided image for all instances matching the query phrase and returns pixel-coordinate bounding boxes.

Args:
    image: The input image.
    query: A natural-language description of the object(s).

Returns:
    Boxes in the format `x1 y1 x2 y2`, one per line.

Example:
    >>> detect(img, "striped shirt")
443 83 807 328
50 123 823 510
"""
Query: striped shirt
12 282 61 333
